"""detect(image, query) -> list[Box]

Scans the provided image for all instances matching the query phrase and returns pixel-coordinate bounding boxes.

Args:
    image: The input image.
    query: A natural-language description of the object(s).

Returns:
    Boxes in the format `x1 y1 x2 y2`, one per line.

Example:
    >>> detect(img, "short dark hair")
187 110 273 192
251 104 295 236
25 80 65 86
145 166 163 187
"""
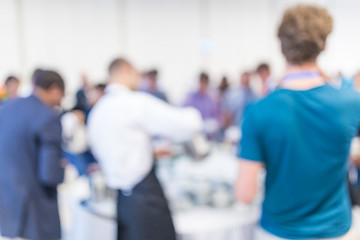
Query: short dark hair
31 68 43 83
34 70 65 92
5 76 20 86
94 83 106 92
219 76 229 92
256 63 270 73
148 69 158 79
199 72 209 83
108 58 131 74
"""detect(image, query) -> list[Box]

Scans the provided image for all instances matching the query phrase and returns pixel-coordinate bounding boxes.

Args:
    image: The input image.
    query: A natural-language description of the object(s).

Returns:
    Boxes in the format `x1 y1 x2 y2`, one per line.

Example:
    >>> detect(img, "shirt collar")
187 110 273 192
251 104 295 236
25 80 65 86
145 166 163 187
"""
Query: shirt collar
105 83 131 94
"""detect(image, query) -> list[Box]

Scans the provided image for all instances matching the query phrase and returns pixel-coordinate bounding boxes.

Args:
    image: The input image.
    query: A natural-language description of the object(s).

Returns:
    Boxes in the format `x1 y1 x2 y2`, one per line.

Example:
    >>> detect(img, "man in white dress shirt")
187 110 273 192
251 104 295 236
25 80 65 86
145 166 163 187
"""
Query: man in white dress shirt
88 58 203 240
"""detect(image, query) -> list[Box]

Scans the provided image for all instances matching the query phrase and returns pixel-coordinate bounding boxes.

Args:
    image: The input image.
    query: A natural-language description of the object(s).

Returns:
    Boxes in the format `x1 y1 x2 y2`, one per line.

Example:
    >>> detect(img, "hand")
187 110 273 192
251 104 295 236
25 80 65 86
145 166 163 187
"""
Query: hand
72 110 86 123
154 149 173 159
351 155 360 167
61 158 69 168
86 163 100 174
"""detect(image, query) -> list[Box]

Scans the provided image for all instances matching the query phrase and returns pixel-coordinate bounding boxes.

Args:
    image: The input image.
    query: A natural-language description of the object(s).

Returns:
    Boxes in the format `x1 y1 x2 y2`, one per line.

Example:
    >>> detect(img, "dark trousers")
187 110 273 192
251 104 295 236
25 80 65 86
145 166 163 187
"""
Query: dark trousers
117 169 176 240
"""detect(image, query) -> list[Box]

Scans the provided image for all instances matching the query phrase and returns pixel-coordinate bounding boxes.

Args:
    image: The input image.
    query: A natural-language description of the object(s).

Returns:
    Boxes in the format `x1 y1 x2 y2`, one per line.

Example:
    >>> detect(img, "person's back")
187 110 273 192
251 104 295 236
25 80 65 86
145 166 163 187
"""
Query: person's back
235 4 360 239
243 85 360 238
0 97 55 178
0 70 65 240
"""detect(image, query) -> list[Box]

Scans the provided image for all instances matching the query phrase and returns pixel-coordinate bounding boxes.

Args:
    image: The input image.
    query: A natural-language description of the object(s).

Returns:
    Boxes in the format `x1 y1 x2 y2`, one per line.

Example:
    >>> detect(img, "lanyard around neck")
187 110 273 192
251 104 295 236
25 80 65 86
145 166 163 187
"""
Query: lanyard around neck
283 71 321 82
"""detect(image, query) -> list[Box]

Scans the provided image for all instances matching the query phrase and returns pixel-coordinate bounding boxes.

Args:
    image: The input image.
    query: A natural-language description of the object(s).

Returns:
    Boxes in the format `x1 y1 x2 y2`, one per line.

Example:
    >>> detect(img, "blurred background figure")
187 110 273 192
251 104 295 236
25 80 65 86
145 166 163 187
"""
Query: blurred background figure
353 71 360 92
214 76 231 138
73 74 91 115
184 72 219 137
86 83 106 109
0 70 65 240
332 71 349 88
62 83 106 176
251 63 273 98
217 76 230 98
0 85 6 103
216 76 230 122
0 76 20 104
224 72 257 127
140 69 168 102
184 72 217 121
350 72 360 204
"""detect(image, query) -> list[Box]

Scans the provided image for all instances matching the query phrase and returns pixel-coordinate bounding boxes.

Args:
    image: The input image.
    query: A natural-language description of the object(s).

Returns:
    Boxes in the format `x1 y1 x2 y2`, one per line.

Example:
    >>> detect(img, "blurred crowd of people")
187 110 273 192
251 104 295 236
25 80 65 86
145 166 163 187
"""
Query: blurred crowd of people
3 3 360 240
3 63 360 179
0 64 270 181
0 63 276 240
0 63 271 143
4 63 360 143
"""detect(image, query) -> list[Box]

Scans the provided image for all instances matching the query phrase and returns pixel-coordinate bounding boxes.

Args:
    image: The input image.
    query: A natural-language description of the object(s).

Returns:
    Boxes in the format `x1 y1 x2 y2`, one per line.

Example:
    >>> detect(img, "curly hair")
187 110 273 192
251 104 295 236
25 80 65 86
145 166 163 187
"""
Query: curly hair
278 4 333 64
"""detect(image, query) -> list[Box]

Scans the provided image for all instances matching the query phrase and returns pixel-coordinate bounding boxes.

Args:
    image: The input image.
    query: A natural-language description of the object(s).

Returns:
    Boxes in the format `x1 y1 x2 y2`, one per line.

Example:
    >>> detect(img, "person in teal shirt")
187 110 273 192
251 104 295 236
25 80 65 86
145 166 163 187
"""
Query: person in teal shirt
235 4 360 240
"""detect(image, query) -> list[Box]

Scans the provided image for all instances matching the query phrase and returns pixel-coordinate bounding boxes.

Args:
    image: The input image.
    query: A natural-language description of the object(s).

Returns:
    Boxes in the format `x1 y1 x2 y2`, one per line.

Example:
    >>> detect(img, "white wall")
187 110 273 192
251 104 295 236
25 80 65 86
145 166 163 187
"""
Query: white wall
0 1 20 81
1 0 360 104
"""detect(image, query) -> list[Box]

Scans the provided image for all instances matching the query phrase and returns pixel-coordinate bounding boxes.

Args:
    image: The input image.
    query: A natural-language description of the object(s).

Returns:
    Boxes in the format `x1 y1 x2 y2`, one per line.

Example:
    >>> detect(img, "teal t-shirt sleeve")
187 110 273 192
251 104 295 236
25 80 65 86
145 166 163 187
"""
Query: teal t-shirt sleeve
237 106 264 162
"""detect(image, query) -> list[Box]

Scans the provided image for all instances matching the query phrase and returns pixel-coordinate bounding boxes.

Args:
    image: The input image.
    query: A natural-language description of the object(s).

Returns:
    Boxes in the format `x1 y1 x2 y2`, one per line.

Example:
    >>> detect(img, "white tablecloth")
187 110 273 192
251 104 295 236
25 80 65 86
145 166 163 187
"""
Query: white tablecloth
66 201 259 240
174 206 259 240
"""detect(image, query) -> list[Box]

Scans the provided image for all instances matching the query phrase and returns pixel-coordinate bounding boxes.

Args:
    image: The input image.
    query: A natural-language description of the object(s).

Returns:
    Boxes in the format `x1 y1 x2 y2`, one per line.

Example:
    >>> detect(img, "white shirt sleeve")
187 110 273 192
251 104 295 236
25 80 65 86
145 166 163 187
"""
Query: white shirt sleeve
139 93 203 142
88 96 154 191
87 88 204 192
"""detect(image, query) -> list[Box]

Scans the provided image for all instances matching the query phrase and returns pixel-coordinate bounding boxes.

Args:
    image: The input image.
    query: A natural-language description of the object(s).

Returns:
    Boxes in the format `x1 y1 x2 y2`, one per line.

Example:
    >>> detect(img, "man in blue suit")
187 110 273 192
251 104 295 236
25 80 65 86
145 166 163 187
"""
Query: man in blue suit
0 70 65 240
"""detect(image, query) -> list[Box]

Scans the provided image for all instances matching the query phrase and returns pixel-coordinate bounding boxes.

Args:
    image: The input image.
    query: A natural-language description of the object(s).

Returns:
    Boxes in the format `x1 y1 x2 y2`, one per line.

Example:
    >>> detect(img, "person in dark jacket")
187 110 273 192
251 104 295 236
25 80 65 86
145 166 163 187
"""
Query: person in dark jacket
0 70 65 240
